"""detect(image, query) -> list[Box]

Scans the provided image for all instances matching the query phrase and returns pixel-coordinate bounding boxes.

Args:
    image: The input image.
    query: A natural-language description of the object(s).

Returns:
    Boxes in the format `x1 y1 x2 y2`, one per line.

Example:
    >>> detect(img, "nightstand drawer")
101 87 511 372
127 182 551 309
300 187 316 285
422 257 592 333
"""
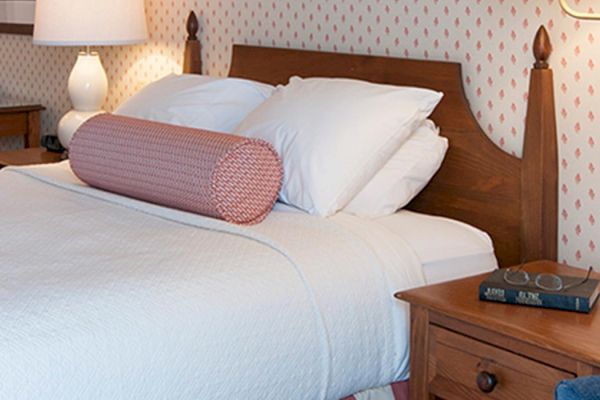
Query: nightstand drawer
428 326 574 400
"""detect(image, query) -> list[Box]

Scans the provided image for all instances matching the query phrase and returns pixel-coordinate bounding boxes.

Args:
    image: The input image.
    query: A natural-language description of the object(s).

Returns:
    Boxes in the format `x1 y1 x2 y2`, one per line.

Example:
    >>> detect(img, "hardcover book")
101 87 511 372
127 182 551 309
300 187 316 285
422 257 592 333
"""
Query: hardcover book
479 269 600 313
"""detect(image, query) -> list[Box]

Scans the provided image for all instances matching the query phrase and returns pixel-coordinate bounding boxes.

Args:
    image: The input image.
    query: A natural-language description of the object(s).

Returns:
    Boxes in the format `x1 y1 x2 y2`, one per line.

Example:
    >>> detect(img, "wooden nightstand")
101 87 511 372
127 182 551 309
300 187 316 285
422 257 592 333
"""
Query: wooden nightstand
396 260 600 400
0 148 63 168
0 100 45 148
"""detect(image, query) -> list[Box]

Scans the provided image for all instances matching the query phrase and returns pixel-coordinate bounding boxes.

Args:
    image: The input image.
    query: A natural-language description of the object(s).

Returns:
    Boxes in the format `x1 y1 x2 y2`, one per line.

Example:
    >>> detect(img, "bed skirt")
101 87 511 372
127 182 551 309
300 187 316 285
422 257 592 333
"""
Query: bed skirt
343 381 409 400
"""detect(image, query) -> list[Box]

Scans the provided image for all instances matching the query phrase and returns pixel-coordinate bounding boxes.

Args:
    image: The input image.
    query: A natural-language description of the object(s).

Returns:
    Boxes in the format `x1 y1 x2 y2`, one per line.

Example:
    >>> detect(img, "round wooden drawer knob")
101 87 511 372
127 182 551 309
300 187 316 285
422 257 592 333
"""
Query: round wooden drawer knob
476 371 498 393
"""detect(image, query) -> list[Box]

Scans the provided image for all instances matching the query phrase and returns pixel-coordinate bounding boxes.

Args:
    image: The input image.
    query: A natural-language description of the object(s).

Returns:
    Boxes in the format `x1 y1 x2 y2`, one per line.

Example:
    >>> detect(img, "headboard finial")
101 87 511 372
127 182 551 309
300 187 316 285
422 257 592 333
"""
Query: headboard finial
533 25 552 69
187 11 199 41
183 11 202 74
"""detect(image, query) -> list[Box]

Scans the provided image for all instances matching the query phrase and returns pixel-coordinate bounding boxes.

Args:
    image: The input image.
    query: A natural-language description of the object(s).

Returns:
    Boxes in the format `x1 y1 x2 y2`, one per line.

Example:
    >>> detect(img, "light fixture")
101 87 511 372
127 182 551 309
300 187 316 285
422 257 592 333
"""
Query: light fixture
33 0 148 148
559 0 600 20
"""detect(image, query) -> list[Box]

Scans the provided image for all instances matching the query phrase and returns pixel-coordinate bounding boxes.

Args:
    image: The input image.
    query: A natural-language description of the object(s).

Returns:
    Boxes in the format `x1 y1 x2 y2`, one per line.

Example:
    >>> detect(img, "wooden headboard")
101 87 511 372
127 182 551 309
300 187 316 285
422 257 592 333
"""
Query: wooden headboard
183 13 558 268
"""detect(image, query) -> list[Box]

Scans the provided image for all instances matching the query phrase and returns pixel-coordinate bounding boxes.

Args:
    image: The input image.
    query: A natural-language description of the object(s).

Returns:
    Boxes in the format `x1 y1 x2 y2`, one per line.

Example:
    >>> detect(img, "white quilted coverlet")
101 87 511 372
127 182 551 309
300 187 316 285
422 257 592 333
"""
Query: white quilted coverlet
0 162 425 400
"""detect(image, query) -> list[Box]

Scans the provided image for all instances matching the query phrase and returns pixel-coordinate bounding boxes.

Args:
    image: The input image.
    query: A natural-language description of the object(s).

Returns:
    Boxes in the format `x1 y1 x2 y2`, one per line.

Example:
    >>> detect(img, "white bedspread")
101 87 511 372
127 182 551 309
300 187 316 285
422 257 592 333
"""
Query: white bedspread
0 162 425 400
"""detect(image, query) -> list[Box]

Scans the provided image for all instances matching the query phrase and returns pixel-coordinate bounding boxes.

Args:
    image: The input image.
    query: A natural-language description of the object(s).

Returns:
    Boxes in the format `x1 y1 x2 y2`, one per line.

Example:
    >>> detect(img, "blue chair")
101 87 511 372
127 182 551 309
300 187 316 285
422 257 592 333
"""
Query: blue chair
556 376 600 400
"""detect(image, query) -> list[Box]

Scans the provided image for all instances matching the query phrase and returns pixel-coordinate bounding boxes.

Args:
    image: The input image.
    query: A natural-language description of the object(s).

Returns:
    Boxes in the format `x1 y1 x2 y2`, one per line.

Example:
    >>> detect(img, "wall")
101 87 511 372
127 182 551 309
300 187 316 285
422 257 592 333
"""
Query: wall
0 0 599 269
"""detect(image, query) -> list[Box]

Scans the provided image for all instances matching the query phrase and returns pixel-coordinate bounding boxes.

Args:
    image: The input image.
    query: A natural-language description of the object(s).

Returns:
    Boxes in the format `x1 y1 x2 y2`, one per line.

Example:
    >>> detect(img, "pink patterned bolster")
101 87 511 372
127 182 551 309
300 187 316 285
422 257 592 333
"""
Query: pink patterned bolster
69 114 283 225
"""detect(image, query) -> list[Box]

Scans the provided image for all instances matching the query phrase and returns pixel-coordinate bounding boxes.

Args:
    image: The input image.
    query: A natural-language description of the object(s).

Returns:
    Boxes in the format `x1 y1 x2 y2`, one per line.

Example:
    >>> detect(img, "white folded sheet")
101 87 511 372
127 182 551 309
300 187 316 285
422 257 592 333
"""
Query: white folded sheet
0 162 426 400
372 211 498 285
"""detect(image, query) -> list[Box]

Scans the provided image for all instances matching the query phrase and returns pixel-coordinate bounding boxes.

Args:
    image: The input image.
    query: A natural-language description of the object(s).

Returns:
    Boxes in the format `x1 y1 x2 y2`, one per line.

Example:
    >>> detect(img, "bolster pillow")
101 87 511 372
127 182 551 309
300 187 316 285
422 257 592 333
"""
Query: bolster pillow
69 114 283 225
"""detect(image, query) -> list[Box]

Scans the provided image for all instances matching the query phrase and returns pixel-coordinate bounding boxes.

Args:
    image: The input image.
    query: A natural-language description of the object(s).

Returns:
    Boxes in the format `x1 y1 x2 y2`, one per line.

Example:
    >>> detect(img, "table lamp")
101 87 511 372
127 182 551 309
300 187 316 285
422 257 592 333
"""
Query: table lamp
33 0 148 148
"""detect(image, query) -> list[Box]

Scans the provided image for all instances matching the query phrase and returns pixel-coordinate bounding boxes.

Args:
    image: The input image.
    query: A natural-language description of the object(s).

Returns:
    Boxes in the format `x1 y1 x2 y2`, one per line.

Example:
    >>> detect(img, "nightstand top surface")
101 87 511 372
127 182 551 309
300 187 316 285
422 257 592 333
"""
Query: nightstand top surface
0 148 63 167
0 98 45 113
396 260 600 368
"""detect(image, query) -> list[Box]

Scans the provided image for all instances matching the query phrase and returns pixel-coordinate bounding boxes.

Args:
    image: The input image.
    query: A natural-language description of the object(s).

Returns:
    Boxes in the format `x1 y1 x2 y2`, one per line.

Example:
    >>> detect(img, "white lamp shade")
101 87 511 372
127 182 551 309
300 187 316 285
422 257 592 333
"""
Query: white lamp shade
33 0 148 46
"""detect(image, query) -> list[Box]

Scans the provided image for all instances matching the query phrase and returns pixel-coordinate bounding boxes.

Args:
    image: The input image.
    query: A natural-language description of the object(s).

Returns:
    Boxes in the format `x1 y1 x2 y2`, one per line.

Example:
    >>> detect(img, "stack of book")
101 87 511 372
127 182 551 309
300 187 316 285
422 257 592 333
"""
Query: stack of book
479 269 600 313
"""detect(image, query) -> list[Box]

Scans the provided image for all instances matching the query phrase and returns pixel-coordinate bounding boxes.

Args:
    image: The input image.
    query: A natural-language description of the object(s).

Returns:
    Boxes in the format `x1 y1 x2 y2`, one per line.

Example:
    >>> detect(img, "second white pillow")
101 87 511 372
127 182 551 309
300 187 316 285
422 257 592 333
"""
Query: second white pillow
235 77 443 216
344 120 448 217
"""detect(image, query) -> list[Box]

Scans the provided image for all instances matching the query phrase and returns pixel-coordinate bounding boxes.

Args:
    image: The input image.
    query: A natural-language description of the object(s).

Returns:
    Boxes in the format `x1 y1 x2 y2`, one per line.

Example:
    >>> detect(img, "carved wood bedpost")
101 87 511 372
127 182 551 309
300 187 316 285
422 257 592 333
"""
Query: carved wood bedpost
521 26 558 262
183 11 202 74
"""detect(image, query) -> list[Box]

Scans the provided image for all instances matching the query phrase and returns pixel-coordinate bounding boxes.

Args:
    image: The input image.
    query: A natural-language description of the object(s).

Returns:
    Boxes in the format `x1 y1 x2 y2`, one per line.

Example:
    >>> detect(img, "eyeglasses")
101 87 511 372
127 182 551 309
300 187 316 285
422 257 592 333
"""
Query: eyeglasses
504 265 593 292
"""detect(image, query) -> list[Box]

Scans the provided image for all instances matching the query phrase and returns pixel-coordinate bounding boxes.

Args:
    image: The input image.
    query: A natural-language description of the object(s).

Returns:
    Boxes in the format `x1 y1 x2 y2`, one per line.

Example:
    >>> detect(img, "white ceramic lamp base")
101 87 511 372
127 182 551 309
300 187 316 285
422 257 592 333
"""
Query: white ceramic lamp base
58 51 108 149
58 110 104 147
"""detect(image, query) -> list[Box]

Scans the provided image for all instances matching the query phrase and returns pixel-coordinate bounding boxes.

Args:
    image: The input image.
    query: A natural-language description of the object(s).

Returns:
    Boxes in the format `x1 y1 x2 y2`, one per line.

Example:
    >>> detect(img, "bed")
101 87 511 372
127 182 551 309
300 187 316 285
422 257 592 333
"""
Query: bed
0 13 557 400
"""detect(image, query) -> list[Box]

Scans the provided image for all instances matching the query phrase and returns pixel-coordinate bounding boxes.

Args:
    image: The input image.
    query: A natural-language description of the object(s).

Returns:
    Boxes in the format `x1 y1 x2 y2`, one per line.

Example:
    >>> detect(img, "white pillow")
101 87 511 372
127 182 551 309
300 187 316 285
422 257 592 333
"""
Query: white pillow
235 77 443 216
115 74 275 133
344 120 448 217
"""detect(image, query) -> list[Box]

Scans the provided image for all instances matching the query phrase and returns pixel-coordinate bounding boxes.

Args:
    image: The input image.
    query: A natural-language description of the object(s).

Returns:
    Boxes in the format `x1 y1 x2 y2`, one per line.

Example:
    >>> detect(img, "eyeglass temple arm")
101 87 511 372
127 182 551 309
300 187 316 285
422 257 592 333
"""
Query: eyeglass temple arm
563 267 594 290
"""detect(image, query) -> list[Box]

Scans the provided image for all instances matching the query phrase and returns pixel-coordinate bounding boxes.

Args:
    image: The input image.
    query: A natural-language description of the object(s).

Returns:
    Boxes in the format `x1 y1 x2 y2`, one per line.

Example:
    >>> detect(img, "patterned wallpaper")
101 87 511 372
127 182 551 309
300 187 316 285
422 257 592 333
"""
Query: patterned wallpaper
0 0 599 269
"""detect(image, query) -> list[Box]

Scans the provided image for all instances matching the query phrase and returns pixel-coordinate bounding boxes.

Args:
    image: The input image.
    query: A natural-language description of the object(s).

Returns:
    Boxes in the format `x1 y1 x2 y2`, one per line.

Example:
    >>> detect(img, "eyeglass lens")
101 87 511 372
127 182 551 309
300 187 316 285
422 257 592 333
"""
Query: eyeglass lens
504 268 530 286
535 273 563 292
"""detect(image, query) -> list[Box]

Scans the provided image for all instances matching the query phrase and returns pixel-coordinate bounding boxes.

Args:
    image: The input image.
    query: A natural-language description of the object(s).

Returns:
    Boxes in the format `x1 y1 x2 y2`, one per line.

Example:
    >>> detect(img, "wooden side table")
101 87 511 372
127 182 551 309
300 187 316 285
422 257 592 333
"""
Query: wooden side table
0 100 45 148
0 148 63 168
396 260 600 400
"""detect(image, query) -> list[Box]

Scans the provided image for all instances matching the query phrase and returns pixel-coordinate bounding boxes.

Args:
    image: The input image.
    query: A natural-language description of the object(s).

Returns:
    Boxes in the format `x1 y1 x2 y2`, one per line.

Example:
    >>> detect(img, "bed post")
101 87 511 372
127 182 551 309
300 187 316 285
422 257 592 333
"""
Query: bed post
183 11 202 74
521 26 558 263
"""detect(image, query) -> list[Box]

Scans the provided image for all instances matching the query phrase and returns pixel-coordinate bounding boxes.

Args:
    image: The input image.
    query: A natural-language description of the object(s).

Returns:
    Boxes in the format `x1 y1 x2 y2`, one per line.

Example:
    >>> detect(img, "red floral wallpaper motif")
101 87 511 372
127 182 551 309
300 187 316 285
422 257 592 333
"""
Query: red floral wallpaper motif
0 0 598 269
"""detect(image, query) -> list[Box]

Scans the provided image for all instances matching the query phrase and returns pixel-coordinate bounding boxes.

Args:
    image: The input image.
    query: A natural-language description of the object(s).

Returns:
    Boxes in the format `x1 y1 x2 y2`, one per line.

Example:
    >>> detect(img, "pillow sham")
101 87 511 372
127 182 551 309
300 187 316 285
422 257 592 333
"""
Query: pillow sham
344 120 448 217
114 74 275 133
234 76 443 216
70 114 283 225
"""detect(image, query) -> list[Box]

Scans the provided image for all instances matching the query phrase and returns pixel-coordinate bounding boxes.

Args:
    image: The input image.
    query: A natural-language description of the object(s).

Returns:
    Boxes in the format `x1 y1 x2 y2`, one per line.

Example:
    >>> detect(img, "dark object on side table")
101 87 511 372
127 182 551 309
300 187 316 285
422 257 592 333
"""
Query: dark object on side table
41 135 66 153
